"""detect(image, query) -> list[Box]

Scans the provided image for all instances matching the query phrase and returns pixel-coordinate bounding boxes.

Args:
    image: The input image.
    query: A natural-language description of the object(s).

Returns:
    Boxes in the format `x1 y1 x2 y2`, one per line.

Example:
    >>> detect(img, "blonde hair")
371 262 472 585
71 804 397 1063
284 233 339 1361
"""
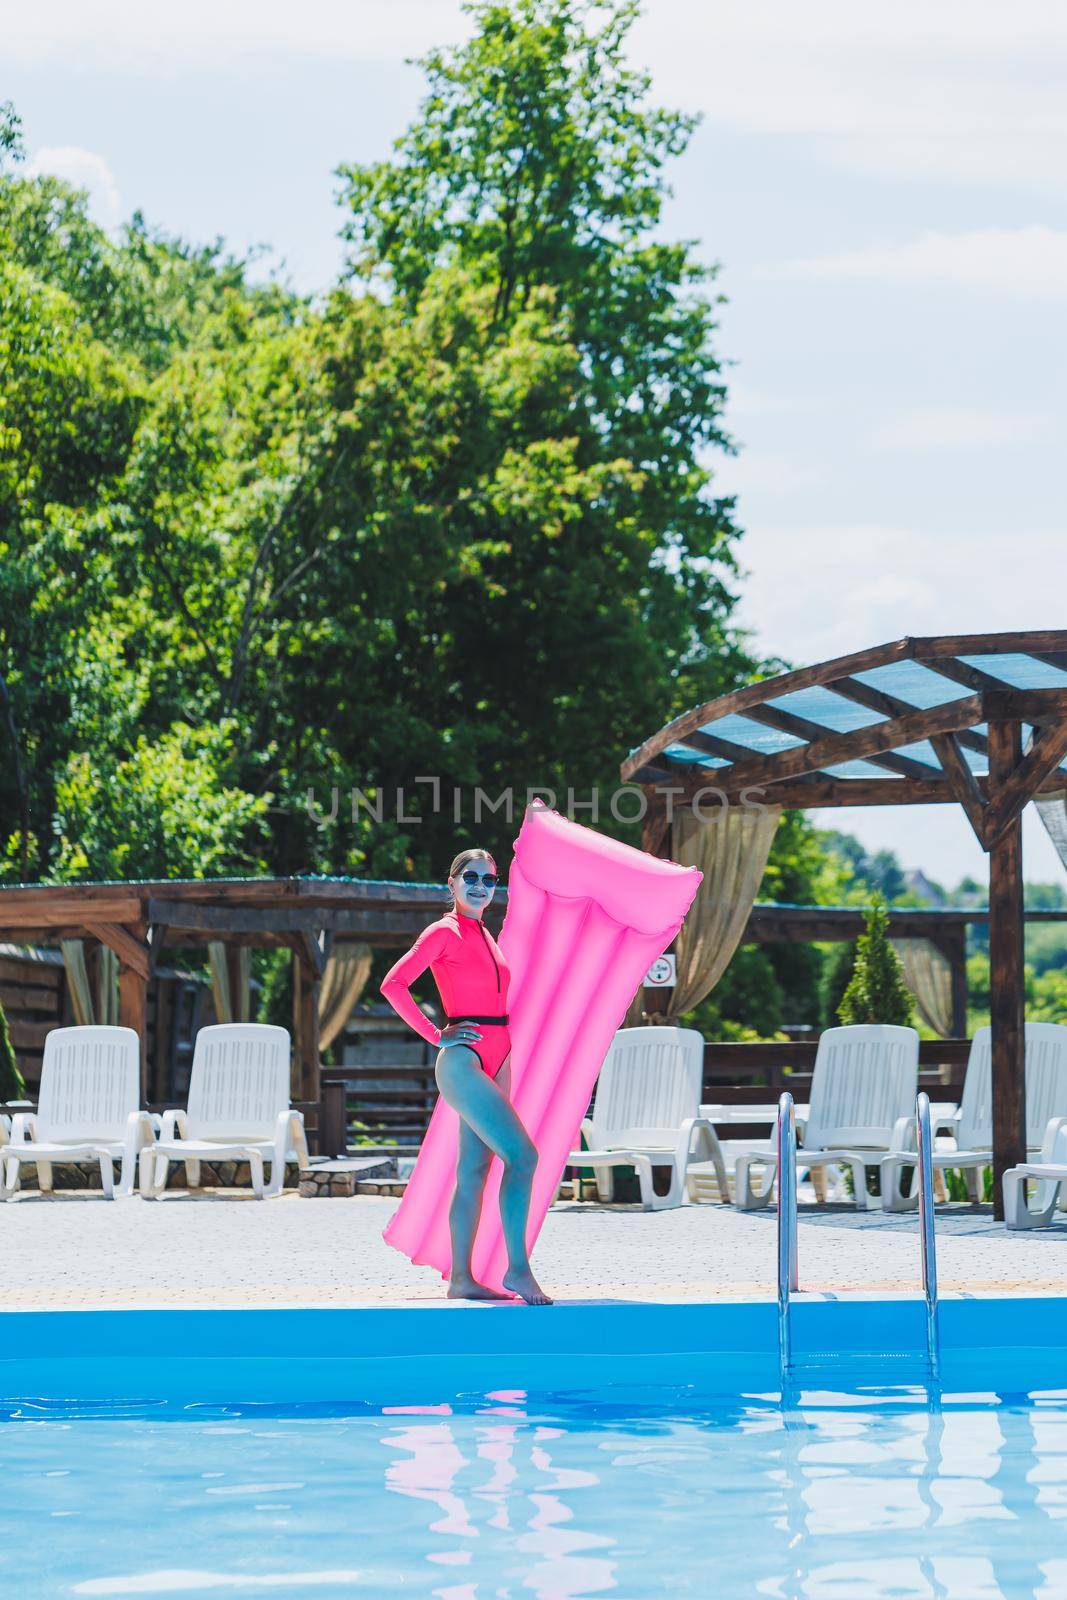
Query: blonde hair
446 848 497 904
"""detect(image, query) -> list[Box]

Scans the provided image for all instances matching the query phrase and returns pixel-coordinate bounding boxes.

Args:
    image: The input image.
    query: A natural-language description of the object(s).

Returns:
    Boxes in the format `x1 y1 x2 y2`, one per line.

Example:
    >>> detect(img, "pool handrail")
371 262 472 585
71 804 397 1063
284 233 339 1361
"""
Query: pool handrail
916 1089 940 1380
776 1091 799 1376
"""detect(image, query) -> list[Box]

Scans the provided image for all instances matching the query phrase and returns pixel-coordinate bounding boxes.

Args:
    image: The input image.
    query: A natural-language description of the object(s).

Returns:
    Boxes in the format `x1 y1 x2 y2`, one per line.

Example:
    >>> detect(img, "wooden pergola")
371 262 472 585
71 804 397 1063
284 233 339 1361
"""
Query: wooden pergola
0 876 458 1103
623 629 1067 1217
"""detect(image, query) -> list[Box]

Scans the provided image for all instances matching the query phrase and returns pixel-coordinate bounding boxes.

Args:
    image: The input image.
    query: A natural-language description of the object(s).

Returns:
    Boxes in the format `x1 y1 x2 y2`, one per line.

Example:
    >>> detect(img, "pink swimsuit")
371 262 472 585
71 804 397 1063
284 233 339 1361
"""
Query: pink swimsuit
379 910 512 1078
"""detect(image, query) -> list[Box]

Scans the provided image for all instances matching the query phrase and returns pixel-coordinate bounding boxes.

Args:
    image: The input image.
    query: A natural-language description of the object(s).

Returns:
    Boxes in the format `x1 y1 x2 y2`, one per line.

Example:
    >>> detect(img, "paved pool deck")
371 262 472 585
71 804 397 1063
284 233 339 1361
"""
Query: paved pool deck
4 1192 1067 1309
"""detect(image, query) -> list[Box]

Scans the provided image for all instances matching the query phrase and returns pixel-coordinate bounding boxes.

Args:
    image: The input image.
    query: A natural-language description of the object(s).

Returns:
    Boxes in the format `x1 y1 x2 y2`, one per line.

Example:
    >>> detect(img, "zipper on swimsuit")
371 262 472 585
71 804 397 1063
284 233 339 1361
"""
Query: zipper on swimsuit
475 919 501 993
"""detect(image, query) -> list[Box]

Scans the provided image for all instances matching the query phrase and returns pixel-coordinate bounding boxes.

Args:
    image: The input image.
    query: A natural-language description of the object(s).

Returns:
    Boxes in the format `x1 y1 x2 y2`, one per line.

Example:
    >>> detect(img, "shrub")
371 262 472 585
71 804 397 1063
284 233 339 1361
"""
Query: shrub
837 894 914 1027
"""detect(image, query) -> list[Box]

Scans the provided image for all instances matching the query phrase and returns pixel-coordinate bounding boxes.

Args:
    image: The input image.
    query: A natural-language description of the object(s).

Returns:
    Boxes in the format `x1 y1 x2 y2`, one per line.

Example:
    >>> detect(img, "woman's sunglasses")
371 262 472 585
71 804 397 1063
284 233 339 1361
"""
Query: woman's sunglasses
461 870 498 888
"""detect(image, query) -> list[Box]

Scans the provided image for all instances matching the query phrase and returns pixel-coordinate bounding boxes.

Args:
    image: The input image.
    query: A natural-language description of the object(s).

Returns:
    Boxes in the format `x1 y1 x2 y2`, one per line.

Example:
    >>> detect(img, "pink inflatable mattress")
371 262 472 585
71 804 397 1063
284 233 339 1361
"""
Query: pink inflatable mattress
383 801 703 1290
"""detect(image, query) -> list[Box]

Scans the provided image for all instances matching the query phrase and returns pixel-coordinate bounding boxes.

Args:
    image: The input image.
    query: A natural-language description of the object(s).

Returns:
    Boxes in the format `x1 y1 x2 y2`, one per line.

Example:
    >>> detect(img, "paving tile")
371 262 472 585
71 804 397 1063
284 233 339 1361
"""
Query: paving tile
2 1192 1066 1309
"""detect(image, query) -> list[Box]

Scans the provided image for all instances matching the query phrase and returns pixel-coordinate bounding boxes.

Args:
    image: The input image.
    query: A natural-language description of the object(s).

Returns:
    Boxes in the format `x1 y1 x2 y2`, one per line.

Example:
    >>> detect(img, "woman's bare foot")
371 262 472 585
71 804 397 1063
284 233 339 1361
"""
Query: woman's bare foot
502 1267 553 1306
447 1275 513 1301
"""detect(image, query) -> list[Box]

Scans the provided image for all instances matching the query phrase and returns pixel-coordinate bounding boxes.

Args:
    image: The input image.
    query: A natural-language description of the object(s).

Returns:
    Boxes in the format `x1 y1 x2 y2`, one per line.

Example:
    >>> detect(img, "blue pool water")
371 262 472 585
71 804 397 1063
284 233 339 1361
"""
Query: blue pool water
10 1386 1067 1599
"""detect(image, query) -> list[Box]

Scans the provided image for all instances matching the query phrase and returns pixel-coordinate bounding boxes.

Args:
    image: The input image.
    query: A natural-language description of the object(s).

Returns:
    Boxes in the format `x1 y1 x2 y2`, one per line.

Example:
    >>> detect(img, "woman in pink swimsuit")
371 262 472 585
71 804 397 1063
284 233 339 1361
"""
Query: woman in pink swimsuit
380 848 552 1306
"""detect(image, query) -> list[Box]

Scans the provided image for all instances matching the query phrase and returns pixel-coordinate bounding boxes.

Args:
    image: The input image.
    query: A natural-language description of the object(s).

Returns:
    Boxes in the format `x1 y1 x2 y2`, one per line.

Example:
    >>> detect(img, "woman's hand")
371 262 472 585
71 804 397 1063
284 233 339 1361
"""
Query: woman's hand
438 1022 483 1049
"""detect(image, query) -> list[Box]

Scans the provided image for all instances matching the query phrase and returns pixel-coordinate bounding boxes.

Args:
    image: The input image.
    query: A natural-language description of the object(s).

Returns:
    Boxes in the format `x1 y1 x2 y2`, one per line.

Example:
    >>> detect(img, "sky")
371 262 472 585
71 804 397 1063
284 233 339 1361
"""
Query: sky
7 0 1066 890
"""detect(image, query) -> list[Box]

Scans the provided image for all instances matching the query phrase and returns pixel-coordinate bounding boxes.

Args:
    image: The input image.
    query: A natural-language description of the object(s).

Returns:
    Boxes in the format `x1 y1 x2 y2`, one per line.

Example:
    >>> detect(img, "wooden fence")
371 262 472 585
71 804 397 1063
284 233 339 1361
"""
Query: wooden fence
320 1038 973 1154
0 939 972 1160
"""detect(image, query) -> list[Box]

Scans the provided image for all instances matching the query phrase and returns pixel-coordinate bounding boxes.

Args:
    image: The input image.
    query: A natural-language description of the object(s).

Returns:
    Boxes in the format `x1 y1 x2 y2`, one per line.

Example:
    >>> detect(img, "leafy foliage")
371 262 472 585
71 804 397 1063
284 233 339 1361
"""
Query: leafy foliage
1 2 754 891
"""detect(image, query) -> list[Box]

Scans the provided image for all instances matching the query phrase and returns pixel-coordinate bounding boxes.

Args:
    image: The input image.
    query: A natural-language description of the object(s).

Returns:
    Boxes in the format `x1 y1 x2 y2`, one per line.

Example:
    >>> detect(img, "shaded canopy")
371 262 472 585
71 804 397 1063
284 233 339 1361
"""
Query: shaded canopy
622 630 1067 840
624 629 1067 1218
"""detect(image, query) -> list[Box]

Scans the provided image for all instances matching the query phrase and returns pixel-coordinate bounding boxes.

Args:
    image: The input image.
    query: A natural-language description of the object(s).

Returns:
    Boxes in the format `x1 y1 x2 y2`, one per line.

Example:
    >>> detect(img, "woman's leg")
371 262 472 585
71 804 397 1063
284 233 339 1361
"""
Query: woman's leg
448 1116 510 1300
435 1047 552 1305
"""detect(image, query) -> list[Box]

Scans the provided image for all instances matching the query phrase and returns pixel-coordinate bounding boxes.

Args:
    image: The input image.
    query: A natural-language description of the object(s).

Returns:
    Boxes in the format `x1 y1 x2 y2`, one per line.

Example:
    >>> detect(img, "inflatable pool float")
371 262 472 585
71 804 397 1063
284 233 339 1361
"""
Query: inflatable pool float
383 801 703 1291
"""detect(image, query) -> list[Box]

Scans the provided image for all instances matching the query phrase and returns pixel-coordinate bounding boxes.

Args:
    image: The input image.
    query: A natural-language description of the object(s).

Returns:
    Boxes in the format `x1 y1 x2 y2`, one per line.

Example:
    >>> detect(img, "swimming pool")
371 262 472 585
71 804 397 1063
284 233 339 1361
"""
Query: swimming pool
10 1386 1067 1597
6 1301 1067 1597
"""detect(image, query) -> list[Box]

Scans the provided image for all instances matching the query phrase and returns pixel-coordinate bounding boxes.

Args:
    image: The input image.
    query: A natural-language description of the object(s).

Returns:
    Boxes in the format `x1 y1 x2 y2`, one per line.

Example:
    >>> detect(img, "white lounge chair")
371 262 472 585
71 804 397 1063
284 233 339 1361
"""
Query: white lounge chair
139 1024 308 1199
566 1026 728 1211
1004 1117 1067 1229
882 1023 1067 1212
2 1025 154 1200
735 1024 920 1211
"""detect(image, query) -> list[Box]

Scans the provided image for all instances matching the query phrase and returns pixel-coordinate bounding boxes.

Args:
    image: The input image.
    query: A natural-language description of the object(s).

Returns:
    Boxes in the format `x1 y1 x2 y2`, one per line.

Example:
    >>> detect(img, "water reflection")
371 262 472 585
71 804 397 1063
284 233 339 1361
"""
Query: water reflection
769 1389 1067 1598
380 1389 1067 1598
382 1399 616 1598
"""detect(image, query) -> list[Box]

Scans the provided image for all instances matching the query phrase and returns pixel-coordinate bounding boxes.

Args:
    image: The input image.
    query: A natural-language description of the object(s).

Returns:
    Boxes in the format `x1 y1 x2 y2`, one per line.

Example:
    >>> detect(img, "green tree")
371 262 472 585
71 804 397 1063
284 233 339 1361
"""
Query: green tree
51 722 269 882
1 1 766 893
0 102 290 885
684 946 786 1043
838 894 915 1027
334 0 752 849
1031 968 1067 1025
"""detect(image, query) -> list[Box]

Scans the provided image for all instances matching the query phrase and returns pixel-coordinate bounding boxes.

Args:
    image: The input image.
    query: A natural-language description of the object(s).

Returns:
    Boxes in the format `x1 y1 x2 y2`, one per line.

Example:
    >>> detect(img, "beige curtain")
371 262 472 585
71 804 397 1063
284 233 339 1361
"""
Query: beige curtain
1036 787 1067 872
626 802 782 1024
60 939 94 1025
319 942 373 1050
890 937 953 1038
208 942 251 1024
60 939 119 1026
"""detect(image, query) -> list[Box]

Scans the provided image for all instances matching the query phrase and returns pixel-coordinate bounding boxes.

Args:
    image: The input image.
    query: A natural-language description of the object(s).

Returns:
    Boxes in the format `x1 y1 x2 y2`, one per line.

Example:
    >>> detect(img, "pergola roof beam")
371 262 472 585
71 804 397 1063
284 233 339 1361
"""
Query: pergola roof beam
828 674 989 758
714 694 982 796
983 719 1067 849
740 701 940 781
673 729 772 765
930 733 988 847
85 922 150 980
982 688 1067 726
623 633 1067 786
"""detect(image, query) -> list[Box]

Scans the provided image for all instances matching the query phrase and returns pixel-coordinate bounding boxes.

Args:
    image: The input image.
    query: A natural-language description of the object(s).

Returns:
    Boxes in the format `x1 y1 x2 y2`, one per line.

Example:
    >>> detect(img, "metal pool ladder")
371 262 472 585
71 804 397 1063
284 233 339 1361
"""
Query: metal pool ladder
776 1089 940 1383
776 1092 799 1375
915 1090 940 1382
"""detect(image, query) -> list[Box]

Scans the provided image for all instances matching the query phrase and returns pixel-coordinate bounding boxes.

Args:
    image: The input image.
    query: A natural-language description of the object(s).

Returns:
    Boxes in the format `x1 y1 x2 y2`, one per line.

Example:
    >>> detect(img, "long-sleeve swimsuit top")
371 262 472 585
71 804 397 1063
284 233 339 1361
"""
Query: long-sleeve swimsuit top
379 910 511 1057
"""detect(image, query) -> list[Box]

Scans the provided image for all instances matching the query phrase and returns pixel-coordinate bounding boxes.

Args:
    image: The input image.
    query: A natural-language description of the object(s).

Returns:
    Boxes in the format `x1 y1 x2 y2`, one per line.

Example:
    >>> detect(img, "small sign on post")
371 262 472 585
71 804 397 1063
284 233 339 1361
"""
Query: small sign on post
644 953 676 989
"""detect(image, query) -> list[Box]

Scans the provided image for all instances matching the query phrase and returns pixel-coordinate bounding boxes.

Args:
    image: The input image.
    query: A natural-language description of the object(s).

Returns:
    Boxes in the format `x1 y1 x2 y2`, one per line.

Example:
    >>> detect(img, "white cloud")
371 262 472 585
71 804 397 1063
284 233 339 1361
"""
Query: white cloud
631 0 1067 192
869 407 1053 451
6 1 470 70
715 452 825 496
10 2 1067 192
762 226 1067 298
725 382 804 419
25 145 123 230
726 517 1067 884
733 522 1064 668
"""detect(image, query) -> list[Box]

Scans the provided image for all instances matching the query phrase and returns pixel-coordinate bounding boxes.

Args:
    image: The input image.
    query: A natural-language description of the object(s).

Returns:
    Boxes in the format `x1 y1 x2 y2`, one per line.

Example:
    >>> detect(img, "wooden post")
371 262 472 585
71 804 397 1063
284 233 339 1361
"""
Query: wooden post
641 796 672 1020
292 950 321 1104
291 954 301 1100
118 962 148 1103
940 926 969 1040
225 944 247 1023
319 1079 347 1159
987 718 1026 1219
151 976 170 1104
85 940 101 1024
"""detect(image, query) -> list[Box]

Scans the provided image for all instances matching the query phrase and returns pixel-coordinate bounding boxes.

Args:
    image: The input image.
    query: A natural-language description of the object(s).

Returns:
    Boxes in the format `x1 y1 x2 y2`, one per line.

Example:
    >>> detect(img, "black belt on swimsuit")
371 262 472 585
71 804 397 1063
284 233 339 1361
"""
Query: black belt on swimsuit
446 1014 509 1025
